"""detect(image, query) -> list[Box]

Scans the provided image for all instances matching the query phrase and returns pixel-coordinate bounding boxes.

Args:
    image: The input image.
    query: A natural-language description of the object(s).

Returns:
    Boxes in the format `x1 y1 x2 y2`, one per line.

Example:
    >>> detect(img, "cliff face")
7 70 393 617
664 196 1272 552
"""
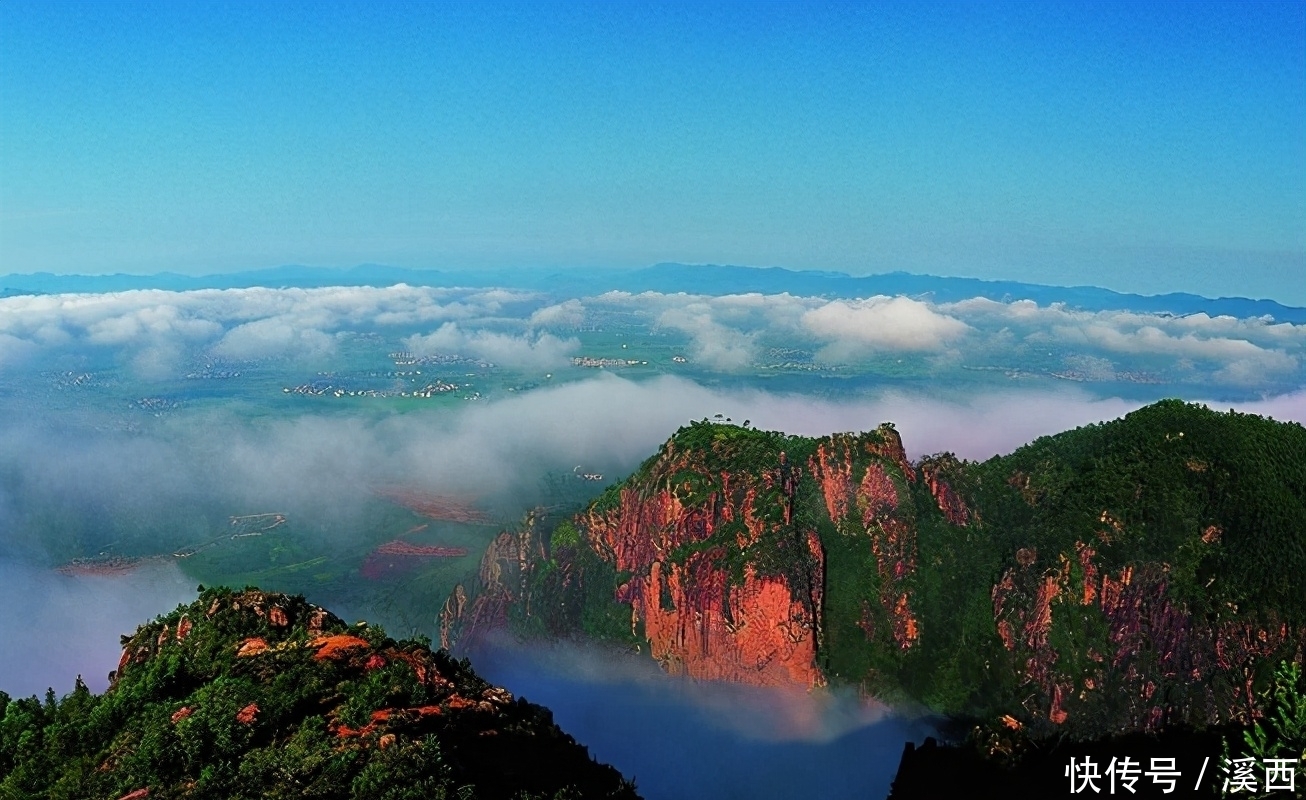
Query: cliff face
444 402 1306 740
584 475 823 687
441 522 542 651
562 423 942 689
970 400 1306 736
808 431 925 654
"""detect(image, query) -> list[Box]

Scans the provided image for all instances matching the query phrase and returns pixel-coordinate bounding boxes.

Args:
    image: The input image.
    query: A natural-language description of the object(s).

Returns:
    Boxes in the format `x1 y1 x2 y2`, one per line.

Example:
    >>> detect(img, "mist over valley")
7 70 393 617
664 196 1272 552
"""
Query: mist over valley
1 269 1303 797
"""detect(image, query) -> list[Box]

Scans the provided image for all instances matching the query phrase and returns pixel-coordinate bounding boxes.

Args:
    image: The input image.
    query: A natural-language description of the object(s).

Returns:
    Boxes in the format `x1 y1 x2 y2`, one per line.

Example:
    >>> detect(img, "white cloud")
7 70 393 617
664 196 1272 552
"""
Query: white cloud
83 304 222 347
657 306 758 371
934 298 1303 384
403 323 579 370
530 299 586 328
0 285 1300 389
1043 323 1298 383
213 319 338 360
801 297 971 358
0 285 536 371
0 334 39 370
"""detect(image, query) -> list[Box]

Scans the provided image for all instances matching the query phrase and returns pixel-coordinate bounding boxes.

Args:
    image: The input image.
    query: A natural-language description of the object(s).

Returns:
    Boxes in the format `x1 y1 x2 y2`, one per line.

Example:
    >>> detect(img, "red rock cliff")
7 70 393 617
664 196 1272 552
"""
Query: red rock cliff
443 423 934 690
580 444 826 688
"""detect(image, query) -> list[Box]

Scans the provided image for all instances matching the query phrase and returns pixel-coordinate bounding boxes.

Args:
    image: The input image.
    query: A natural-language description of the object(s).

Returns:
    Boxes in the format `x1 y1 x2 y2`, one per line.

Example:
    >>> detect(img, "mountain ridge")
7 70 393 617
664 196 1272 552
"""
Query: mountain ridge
4 262 1302 322
442 400 1306 742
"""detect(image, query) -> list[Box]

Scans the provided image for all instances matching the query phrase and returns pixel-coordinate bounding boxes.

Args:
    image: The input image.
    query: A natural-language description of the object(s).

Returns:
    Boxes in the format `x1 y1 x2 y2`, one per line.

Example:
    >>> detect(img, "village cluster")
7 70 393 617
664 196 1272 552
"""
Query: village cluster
132 397 183 413
388 351 494 369
1050 368 1165 384
571 356 648 368
758 360 840 372
52 371 97 387
282 380 461 399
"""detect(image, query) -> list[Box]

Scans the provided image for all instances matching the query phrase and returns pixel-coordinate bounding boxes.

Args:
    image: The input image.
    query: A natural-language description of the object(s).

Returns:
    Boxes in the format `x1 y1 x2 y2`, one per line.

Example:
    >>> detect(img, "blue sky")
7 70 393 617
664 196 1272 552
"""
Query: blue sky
1 1 1303 302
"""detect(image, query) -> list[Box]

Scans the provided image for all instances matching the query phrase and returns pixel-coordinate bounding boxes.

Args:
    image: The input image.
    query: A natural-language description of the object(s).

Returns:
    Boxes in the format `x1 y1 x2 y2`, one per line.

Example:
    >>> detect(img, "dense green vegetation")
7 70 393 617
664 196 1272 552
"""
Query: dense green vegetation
903 402 1304 729
1221 660 1306 799
511 521 642 647
0 587 638 800
969 400 1306 622
890 660 1306 799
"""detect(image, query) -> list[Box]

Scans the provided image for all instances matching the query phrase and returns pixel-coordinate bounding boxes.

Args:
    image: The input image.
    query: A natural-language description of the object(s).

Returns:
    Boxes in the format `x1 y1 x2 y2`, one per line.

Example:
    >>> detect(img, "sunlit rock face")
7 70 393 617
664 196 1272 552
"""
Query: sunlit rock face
808 431 923 652
584 479 824 688
571 424 931 689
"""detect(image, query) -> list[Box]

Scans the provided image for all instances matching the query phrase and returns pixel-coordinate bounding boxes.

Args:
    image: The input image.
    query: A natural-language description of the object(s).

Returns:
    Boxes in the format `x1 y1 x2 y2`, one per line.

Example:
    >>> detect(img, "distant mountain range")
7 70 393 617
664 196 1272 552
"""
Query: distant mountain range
4 262 1304 323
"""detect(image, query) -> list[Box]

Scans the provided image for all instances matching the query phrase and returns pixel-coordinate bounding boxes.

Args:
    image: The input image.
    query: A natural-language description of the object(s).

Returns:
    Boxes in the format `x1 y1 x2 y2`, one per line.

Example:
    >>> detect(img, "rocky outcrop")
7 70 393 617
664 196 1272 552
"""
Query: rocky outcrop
446 422 925 688
626 546 822 687
919 455 970 527
236 637 269 657
113 590 346 685
311 634 371 660
18 587 638 800
235 702 259 725
809 427 920 651
991 538 1306 735
439 521 540 650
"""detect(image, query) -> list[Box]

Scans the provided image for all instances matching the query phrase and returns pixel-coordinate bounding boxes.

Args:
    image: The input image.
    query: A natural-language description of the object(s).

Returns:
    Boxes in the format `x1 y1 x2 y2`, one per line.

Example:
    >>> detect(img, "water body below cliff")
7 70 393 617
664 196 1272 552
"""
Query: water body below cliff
0 563 930 799
471 640 934 800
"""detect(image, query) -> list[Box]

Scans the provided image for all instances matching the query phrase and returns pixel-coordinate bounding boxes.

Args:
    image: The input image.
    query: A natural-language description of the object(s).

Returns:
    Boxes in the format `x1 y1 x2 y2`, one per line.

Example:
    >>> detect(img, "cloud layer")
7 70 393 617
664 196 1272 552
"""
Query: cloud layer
0 560 194 697
403 323 579 369
1 369 1302 725
0 285 548 373
2 285 1301 390
4 374 1301 564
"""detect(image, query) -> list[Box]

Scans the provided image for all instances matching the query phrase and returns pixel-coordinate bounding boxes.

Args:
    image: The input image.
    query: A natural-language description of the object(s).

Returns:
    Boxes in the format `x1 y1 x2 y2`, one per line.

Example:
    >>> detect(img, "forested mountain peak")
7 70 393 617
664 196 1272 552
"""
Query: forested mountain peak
0 587 638 800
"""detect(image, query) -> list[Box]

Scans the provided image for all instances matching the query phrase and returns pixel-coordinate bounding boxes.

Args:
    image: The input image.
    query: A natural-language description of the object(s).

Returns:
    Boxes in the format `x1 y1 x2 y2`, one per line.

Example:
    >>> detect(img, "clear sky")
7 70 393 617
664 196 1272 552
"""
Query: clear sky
1 1 1303 302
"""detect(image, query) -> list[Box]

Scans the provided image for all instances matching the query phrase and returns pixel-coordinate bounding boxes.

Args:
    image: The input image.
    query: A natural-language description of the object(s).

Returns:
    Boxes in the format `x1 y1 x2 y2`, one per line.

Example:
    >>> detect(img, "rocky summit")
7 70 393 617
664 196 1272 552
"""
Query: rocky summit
0 587 638 800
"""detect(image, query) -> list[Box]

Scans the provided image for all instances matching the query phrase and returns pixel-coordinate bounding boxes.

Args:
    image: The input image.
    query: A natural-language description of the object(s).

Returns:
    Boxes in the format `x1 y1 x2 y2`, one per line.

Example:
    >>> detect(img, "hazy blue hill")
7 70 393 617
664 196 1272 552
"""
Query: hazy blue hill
629 263 1306 322
0 266 457 294
4 263 1303 322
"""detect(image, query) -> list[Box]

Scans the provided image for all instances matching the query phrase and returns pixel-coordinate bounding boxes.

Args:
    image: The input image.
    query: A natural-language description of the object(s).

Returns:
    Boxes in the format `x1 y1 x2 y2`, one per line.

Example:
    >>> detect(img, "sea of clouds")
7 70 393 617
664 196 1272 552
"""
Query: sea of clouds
2 285 1302 390
1 283 1303 798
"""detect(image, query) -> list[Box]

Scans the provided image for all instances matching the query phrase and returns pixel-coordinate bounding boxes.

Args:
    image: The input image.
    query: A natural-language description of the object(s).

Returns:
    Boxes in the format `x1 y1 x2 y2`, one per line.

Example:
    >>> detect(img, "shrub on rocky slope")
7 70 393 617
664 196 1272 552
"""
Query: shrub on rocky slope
0 587 639 800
